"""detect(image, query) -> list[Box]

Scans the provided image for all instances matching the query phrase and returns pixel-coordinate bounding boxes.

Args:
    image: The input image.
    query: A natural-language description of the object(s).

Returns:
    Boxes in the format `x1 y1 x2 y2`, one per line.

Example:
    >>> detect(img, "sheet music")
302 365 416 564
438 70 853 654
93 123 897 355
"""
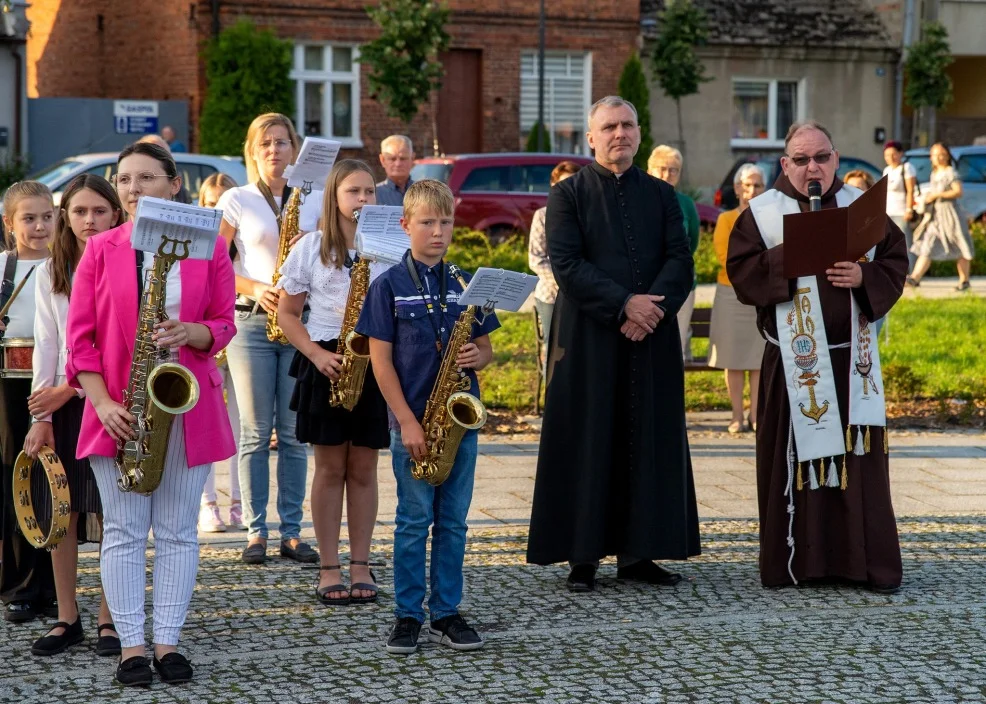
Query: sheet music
458 267 537 312
354 205 407 264
285 137 342 189
130 197 220 260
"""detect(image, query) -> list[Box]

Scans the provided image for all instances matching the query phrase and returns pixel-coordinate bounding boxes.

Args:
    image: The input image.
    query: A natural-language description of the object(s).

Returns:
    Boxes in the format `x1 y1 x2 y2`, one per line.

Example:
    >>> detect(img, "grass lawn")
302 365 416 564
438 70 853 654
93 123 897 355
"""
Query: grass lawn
480 297 986 413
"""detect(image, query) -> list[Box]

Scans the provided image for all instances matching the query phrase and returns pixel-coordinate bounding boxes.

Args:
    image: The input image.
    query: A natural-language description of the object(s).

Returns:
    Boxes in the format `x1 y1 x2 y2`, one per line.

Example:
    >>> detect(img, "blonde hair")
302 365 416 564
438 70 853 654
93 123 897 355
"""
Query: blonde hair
843 169 874 190
318 159 376 269
648 145 683 172
243 112 301 184
380 135 413 154
403 179 454 222
2 181 54 250
198 172 237 206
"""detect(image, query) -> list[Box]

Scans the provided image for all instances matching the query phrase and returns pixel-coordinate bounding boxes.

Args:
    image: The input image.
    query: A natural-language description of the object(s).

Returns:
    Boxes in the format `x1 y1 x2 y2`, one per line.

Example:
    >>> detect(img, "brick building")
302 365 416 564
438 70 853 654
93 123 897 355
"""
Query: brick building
26 1 639 170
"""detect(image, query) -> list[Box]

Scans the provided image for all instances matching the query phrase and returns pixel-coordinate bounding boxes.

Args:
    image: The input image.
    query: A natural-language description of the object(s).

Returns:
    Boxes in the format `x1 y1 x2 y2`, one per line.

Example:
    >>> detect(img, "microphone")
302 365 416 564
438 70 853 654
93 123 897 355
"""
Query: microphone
807 181 822 212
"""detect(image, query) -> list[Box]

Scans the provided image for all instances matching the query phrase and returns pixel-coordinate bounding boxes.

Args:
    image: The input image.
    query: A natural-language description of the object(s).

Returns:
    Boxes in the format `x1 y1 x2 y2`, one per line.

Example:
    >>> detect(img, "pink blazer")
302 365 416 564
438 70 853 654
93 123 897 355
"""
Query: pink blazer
65 221 237 466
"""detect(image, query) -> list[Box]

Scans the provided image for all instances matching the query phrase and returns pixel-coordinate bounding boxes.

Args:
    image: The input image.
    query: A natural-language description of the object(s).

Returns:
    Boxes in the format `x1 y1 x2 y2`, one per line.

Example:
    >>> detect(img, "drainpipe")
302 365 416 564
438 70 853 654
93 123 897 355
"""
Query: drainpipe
9 46 22 155
894 0 917 144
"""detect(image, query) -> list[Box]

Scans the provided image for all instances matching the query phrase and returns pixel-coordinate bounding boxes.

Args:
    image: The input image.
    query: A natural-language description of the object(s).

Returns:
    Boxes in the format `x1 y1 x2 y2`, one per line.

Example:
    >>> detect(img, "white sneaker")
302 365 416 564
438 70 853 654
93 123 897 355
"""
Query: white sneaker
228 502 247 531
199 504 227 533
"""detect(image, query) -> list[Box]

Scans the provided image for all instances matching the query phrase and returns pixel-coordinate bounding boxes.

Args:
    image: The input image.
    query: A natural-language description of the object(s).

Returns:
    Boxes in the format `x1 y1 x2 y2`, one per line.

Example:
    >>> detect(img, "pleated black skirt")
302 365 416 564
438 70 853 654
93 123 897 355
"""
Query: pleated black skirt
289 339 389 449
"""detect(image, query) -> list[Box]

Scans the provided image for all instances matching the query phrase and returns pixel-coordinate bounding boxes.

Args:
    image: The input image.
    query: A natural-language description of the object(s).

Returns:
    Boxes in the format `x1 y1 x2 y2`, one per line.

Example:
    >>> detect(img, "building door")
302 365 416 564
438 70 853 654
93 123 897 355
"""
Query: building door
436 50 482 155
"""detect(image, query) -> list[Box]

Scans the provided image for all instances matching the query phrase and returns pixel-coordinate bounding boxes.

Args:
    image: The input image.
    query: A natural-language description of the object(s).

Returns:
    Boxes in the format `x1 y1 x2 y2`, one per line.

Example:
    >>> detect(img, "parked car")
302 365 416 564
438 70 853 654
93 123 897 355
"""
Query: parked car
23 152 247 206
904 146 986 223
714 154 883 211
411 153 593 237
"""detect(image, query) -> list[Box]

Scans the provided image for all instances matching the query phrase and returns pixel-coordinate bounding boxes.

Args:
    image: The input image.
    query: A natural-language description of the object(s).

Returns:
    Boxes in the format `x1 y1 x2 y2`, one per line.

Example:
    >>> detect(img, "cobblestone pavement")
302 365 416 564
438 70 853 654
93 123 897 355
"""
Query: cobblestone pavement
2 422 985 703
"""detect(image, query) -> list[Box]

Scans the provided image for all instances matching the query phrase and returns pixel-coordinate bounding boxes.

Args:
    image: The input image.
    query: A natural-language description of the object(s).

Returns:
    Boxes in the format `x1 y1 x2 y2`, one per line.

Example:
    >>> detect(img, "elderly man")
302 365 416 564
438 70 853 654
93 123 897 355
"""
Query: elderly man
376 135 414 205
727 120 907 593
648 145 700 362
161 125 186 152
526 96 700 592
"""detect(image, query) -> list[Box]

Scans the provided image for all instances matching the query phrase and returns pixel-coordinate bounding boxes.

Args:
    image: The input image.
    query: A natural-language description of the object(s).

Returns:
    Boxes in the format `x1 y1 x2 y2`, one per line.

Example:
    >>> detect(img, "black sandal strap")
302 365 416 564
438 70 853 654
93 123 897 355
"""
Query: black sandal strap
320 565 341 571
97 623 117 633
349 560 368 566
50 621 71 629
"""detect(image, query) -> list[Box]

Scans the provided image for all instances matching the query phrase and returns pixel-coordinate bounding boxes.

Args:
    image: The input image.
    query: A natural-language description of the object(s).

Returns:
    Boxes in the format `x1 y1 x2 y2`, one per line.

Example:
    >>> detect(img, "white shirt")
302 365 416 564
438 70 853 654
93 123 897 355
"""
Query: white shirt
140 253 182 321
32 260 85 420
277 230 388 342
883 162 917 217
1 251 45 338
217 184 323 285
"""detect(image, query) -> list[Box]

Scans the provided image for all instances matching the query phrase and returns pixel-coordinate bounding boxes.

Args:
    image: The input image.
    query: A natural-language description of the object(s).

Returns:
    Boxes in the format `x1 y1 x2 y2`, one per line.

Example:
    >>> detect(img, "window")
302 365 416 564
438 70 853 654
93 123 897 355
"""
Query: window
731 79 803 147
520 52 592 155
958 154 986 184
460 166 509 192
290 44 361 146
509 164 554 193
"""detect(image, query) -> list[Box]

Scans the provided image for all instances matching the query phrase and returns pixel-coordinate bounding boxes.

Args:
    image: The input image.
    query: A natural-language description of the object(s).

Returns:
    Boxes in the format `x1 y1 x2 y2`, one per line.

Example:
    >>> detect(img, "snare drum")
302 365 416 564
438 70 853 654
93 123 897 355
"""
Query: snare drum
0 337 34 379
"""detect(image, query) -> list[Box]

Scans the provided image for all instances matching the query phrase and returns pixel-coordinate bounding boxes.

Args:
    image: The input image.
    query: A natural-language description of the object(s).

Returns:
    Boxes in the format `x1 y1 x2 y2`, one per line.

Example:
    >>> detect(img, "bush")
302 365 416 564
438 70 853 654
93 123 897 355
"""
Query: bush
447 228 530 274
0 150 30 194
525 122 552 153
199 20 294 156
927 221 986 277
883 362 926 400
694 230 719 284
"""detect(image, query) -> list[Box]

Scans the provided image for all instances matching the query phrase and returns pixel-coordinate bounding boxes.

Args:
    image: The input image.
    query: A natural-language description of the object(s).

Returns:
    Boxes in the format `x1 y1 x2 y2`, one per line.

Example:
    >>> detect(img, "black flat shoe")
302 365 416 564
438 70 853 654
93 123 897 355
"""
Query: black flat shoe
31 616 84 656
153 652 194 684
280 540 319 564
37 598 59 618
617 560 683 586
116 656 153 687
868 583 900 595
4 601 36 623
566 564 596 592
96 623 122 657
241 542 267 565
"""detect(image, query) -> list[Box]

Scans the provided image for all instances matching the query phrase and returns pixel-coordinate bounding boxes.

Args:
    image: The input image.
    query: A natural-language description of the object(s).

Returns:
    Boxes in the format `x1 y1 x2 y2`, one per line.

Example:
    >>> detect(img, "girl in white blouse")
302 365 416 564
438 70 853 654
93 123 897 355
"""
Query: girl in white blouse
0 181 55 625
216 113 323 565
277 160 390 605
23 174 123 656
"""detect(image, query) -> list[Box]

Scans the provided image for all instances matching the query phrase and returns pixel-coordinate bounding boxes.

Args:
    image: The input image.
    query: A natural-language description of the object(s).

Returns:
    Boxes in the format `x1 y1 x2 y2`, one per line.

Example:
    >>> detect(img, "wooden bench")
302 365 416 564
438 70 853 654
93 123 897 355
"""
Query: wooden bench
684 306 720 372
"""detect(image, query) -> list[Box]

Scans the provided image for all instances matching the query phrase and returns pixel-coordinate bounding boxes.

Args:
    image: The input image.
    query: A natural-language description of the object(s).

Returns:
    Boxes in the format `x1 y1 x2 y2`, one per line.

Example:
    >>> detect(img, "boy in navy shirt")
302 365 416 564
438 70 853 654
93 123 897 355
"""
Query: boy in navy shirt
356 180 499 654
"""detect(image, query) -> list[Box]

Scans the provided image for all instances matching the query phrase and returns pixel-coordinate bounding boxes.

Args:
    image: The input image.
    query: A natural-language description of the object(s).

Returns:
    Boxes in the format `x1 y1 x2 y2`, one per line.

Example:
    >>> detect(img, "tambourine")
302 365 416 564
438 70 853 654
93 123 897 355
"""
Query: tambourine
13 445 70 550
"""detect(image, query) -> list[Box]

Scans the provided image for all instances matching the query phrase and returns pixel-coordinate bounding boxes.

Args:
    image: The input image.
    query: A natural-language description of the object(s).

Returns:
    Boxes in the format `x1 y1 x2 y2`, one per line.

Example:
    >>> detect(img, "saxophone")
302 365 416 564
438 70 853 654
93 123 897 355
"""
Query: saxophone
411 265 488 486
266 187 303 343
329 209 372 410
116 236 200 494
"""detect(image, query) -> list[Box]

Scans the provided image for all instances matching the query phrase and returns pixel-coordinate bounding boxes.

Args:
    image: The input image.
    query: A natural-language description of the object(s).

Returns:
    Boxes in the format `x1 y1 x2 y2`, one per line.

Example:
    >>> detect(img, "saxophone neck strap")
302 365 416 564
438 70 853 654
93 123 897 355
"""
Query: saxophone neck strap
256 179 293 230
404 250 448 353
135 249 144 311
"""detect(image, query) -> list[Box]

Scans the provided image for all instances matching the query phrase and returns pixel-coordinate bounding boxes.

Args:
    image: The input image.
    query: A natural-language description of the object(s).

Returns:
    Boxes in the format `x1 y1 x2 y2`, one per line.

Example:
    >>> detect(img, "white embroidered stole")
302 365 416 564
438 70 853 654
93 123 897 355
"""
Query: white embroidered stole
750 185 887 493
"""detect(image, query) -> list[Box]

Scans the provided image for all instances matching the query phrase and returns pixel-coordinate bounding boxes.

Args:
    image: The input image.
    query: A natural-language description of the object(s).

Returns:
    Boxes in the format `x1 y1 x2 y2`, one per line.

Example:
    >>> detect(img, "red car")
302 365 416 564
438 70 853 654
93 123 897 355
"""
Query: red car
412 153 721 236
411 153 593 237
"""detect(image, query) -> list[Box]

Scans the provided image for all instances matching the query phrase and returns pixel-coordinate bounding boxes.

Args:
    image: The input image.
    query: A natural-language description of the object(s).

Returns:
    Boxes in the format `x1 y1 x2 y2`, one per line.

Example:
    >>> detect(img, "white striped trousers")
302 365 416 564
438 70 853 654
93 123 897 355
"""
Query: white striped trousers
90 420 211 648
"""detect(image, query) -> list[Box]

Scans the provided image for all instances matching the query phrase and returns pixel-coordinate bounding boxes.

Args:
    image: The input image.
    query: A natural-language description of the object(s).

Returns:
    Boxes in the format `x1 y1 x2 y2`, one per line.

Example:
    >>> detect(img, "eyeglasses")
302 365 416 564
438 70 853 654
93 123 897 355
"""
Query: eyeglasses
112 173 172 188
257 139 292 151
785 152 833 167
652 166 681 176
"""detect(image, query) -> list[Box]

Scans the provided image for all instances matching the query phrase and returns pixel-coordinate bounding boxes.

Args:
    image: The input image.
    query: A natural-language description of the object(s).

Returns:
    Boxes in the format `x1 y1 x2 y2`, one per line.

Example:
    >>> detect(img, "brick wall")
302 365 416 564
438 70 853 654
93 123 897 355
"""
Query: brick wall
28 0 639 166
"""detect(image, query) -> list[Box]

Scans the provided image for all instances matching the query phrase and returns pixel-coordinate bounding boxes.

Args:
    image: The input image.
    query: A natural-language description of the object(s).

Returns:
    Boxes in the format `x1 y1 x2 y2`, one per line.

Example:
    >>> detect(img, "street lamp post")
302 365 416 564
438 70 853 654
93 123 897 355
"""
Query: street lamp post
536 0 546 152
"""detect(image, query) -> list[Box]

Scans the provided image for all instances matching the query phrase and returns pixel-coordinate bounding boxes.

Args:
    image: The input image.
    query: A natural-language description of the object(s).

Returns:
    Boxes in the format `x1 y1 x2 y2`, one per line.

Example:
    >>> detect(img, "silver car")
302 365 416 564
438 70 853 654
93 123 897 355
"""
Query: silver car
24 152 247 206
905 145 986 223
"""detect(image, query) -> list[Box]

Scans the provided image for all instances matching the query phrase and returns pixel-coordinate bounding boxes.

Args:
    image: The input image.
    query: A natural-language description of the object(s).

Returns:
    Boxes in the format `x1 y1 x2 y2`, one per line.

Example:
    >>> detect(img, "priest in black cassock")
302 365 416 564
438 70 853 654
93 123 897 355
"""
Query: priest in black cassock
526 96 701 591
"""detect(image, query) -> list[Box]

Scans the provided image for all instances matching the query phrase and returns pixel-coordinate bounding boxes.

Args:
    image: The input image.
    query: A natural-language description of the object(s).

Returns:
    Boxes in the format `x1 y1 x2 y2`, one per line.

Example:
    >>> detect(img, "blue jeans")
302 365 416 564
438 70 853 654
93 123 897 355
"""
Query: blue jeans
225 311 308 540
390 428 478 623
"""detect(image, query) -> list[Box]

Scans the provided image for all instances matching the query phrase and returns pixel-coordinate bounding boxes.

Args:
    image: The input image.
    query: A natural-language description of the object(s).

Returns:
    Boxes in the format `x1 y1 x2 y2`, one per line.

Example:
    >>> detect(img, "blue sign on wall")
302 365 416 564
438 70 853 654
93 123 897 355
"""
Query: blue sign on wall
113 101 160 135
114 116 160 135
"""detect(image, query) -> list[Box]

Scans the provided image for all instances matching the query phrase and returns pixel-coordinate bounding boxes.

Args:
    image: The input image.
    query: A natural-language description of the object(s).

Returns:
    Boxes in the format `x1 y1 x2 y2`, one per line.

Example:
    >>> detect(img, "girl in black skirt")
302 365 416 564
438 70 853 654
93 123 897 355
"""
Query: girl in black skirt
1 181 56 624
23 175 123 655
277 160 390 605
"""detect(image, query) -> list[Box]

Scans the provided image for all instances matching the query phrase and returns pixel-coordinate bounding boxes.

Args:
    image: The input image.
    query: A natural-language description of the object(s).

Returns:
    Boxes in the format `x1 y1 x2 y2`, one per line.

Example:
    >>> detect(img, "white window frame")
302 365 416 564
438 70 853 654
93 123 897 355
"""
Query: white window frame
290 43 362 148
730 77 805 149
520 51 593 155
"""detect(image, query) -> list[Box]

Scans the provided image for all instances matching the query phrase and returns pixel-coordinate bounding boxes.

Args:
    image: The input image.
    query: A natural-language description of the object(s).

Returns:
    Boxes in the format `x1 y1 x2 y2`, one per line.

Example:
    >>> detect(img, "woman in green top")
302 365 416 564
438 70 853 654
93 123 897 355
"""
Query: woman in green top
648 145 700 361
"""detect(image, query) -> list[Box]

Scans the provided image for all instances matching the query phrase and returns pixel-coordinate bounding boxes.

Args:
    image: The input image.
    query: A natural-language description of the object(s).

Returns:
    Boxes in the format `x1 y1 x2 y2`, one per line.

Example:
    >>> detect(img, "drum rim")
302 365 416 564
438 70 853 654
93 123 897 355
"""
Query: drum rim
0 337 35 348
12 445 71 550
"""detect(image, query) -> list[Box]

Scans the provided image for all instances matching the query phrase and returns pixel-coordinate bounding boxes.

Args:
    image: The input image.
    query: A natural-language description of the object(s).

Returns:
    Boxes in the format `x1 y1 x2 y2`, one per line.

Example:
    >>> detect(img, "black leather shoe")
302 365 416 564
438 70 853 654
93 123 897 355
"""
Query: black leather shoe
280 540 319 564
96 623 122 657
153 652 194 683
4 601 36 623
617 560 683 586
38 598 59 618
868 583 900 595
566 564 596 592
31 615 84 656
116 656 153 687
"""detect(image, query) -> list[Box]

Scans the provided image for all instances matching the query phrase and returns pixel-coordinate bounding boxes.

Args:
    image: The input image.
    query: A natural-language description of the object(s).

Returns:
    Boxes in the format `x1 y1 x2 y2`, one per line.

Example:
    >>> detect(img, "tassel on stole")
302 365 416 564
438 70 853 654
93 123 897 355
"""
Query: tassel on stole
808 460 819 490
796 462 804 492
826 457 840 488
883 427 889 454
840 454 848 490
864 426 871 454
854 426 866 456
845 425 853 453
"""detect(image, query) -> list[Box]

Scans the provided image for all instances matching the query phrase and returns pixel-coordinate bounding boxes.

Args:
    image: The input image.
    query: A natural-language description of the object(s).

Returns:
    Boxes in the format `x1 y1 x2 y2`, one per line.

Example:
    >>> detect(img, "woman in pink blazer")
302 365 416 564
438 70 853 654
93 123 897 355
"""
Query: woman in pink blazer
65 142 235 687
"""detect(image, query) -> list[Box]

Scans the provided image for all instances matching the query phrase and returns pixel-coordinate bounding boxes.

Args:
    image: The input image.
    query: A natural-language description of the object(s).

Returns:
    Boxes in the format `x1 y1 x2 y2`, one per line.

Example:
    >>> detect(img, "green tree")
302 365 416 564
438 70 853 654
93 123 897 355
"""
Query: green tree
199 21 294 156
904 21 954 143
617 53 653 170
650 0 712 156
359 0 450 128
525 122 552 153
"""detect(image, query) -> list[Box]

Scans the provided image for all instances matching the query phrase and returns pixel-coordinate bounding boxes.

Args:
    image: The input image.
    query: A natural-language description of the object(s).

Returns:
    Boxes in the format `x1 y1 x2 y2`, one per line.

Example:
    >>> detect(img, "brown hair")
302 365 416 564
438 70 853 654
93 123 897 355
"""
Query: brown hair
930 142 955 167
198 172 237 207
550 161 582 186
49 174 123 298
319 159 376 269
243 113 301 184
117 141 180 180
403 179 455 222
843 169 874 190
1 181 54 250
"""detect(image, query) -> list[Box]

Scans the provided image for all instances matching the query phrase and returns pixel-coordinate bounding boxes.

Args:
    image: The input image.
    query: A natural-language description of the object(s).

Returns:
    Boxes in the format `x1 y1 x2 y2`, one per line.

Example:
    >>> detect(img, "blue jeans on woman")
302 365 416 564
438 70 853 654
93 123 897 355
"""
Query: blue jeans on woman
389 428 478 624
225 310 308 541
